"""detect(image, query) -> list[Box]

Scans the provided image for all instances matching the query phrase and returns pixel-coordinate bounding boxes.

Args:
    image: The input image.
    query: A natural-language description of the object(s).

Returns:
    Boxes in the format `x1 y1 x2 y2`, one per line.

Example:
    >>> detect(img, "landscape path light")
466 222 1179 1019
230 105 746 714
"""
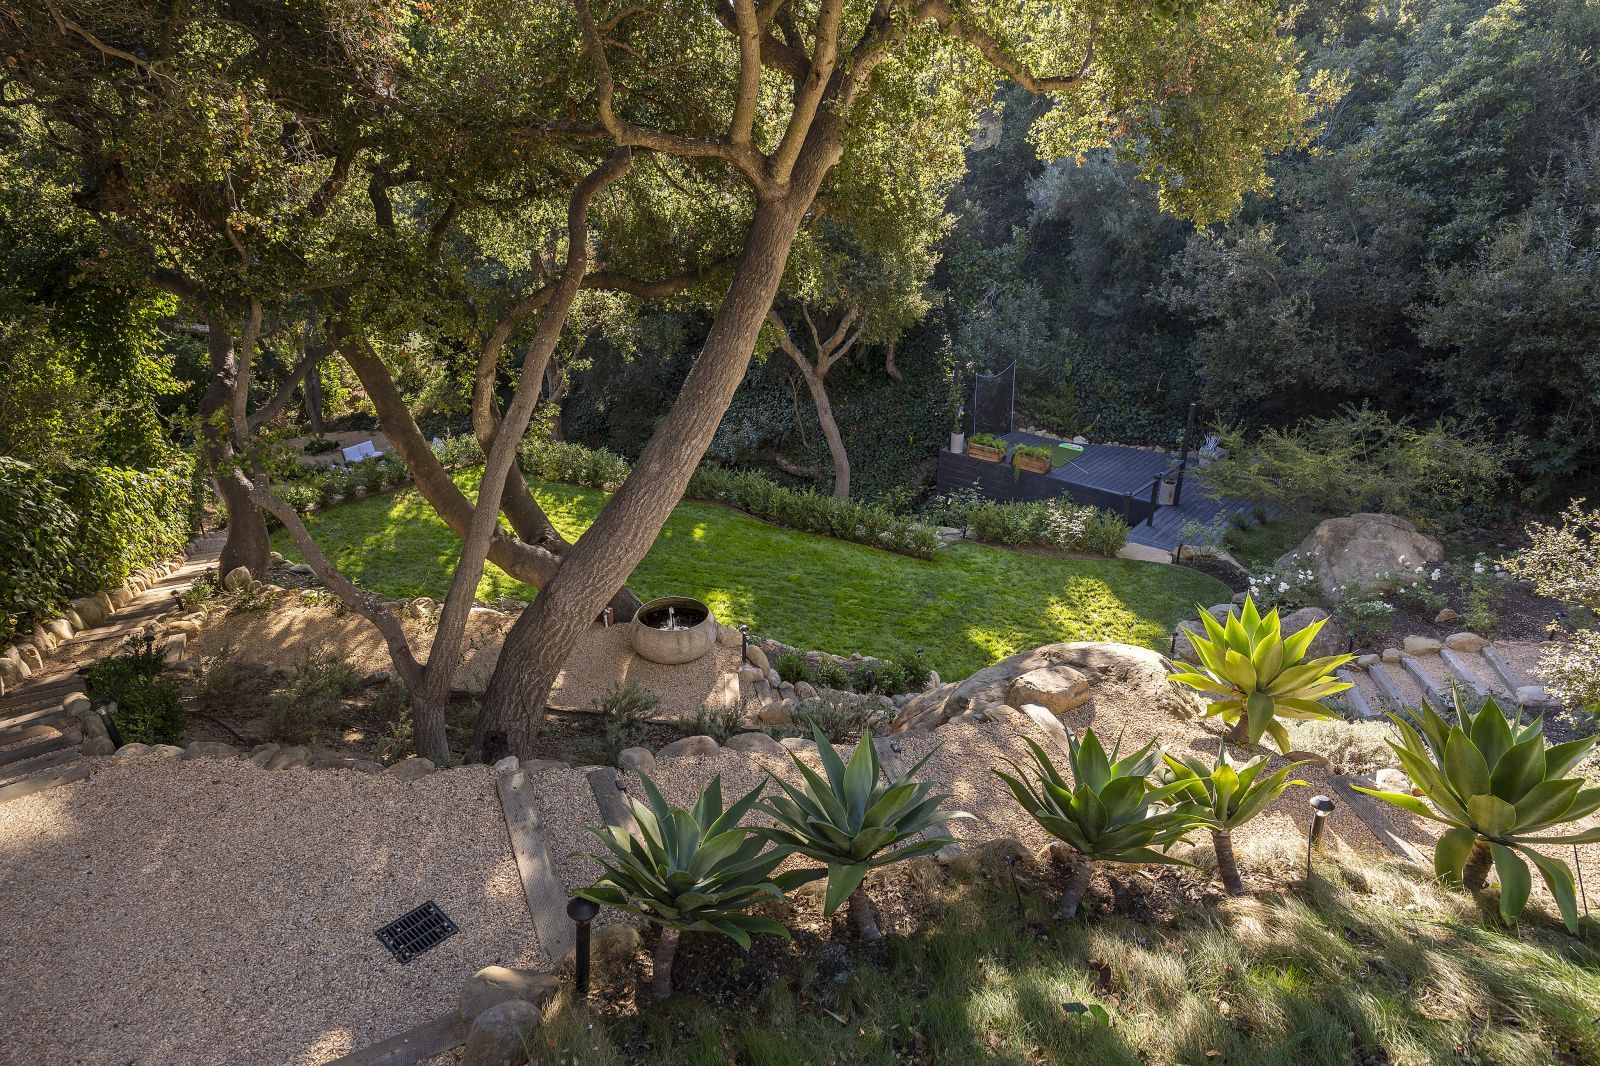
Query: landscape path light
1306 794 1335 883
566 896 601 997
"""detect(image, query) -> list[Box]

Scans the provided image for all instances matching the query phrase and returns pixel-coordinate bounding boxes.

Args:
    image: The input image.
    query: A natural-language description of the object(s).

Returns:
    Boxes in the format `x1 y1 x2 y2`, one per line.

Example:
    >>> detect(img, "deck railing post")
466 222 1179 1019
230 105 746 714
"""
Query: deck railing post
1174 402 1196 507
1147 474 1160 527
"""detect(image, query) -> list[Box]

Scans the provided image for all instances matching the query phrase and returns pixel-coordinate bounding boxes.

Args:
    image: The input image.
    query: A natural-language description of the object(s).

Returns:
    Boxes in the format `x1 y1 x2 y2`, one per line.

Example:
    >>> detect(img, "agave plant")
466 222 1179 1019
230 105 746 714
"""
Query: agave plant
574 773 812 998
996 730 1202 918
1161 741 1311 895
758 728 969 941
1169 596 1354 752
1354 697 1600 931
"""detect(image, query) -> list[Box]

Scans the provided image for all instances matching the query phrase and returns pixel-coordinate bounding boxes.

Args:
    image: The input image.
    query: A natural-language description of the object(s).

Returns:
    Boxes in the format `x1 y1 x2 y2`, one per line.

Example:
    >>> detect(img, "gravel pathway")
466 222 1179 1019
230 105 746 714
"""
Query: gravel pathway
0 757 537 1066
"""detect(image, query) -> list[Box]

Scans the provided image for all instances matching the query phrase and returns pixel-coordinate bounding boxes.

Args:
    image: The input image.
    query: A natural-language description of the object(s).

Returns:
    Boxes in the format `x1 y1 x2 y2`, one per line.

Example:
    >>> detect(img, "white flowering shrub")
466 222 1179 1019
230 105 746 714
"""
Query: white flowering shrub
1538 631 1600 716
1246 554 1321 610
1509 503 1600 714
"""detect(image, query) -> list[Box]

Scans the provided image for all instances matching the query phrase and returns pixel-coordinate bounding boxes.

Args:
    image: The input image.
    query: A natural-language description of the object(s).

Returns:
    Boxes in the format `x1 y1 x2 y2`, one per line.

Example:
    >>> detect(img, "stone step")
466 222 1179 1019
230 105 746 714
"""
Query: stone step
0 721 69 748
0 757 89 805
1438 649 1490 702
0 703 73 734
1399 656 1453 710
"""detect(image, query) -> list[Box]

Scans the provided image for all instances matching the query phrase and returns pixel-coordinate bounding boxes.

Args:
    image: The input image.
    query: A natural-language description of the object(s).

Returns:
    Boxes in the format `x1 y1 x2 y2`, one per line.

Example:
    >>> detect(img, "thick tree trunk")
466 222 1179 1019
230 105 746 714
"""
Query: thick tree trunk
476 188 815 760
1213 829 1245 896
304 357 325 434
797 363 850 499
1057 858 1094 918
848 886 882 942
201 319 270 579
650 926 680 999
1463 838 1492 891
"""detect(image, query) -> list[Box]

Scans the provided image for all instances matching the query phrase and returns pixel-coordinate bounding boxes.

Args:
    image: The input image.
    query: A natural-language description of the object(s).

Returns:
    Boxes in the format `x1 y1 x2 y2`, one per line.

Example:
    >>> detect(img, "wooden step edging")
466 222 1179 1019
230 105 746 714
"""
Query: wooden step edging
1398 656 1453 710
0 760 89 805
1438 649 1490 701
325 1012 466 1066
1365 663 1410 712
1326 773 1430 867
497 768 579 964
1334 669 1376 719
1479 646 1526 699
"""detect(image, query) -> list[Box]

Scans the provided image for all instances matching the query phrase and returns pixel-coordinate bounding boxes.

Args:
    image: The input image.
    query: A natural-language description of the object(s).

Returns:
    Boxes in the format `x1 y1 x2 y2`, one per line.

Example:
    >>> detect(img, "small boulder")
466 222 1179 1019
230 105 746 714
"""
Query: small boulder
0 657 23 688
385 756 436 781
737 665 763 686
248 743 281 767
793 681 818 701
266 745 310 770
182 741 238 761
80 737 115 757
1435 608 1460 624
1380 647 1403 663
745 645 770 673
462 999 542 1066
658 735 719 760
1006 666 1091 714
1374 767 1412 794
757 701 793 726
779 737 817 754
617 747 656 775
1356 654 1380 667
491 755 520 774
725 731 784 755
113 743 150 758
1444 631 1488 654
458 965 559 1022
70 596 107 627
1281 607 1349 659
147 744 184 757
1402 635 1441 656
406 597 436 619
222 566 253 592
43 617 75 643
1516 684 1549 705
352 760 386 774
17 643 43 673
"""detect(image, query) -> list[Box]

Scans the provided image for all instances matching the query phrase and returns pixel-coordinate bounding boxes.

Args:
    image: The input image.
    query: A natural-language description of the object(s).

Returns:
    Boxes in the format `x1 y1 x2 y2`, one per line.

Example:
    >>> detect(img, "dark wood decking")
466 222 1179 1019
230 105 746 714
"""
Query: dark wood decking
935 431 1255 554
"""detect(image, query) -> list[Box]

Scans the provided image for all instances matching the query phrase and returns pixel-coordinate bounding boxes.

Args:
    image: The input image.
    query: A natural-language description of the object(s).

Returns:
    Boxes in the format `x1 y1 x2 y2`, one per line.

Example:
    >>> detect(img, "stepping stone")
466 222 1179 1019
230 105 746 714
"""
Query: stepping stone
1365 662 1410 711
1399 656 1452 710
1438 649 1489 702
1334 669 1376 719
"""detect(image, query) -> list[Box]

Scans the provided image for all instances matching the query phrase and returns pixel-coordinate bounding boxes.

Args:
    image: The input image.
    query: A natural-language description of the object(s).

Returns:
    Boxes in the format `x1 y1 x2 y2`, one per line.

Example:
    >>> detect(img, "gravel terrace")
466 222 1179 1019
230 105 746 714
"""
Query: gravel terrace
0 757 538 1066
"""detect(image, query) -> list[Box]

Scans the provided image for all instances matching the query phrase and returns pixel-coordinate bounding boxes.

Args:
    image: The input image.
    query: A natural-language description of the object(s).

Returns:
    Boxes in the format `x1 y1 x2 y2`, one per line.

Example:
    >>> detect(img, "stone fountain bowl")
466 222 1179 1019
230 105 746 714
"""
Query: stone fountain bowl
629 596 718 665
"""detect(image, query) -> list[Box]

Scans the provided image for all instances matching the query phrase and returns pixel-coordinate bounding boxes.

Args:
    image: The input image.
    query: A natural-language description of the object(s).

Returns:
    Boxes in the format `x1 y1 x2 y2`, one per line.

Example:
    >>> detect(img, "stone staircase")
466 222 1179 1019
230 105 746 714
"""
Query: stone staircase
1336 637 1556 720
0 678 94 804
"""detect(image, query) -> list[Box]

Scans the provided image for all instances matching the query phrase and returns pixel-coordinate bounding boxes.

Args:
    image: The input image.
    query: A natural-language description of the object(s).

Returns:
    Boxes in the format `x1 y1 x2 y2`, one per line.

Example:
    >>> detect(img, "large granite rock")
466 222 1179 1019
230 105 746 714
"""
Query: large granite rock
1280 513 1443 596
1006 667 1091 713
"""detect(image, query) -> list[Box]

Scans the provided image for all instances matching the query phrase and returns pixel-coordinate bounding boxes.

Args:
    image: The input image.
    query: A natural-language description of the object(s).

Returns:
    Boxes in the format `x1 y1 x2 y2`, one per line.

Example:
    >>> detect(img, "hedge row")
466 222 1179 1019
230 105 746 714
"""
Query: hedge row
0 456 194 643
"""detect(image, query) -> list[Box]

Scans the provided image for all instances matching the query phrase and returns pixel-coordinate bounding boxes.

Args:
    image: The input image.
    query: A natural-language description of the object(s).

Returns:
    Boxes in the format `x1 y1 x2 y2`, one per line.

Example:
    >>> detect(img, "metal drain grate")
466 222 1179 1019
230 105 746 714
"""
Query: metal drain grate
375 900 459 963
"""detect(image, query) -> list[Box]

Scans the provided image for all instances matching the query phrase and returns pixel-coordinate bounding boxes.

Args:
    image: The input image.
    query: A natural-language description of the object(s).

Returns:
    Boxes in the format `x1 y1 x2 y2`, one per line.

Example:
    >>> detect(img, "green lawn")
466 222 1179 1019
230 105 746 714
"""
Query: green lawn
273 473 1227 680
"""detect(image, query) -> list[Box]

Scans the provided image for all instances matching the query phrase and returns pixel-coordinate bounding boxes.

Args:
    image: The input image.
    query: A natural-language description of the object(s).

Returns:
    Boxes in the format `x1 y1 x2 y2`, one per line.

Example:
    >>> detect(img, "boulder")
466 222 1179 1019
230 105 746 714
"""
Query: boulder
1006 667 1091 714
895 641 1201 732
779 737 818 754
725 731 784 755
1435 608 1460 624
756 701 793 726
745 645 770 672
794 681 818 701
182 741 238 761
1444 631 1488 654
70 597 107 627
617 747 656 775
1279 513 1443 596
147 744 184 757
1374 767 1412 794
265 745 310 770
352 760 386 775
1516 684 1550 705
1402 635 1441 656
658 735 719 760
458 965 559 1022
737 665 763 686
80 736 115 757
222 566 253 592
491 755 520 774
1381 647 1403 663
0 657 23 688
462 999 542 1066
248 743 281 767
384 756 436 780
113 743 150 758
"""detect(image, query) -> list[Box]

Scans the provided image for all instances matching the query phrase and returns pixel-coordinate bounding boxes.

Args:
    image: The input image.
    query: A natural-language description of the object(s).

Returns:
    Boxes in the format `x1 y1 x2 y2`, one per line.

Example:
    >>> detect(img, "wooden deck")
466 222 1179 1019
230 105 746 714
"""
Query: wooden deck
936 431 1255 554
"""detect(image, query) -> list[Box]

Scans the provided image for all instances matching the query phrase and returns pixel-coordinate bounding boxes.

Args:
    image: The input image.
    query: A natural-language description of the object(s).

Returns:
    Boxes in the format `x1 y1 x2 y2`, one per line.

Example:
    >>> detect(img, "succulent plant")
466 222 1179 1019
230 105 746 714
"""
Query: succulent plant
1354 696 1600 931
574 773 812 997
1169 596 1354 752
1161 741 1311 894
758 727 969 940
996 730 1202 917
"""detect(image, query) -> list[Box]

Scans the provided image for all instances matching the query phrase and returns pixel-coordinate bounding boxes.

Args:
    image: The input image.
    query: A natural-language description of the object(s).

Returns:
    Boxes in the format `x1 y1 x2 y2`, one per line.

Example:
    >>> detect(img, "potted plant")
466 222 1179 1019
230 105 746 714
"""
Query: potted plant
967 433 1007 463
1012 443 1052 477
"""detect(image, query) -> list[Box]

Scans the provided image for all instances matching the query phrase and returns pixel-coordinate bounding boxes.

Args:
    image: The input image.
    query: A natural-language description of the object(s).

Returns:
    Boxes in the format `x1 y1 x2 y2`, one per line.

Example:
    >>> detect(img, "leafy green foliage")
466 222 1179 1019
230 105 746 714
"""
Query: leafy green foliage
1354 697 1600 931
969 433 1008 452
266 650 362 744
924 492 1128 556
997 732 1198 864
1169 597 1353 752
586 682 660 762
575 775 807 945
789 693 891 744
1162 742 1309 831
758 729 968 915
86 638 184 746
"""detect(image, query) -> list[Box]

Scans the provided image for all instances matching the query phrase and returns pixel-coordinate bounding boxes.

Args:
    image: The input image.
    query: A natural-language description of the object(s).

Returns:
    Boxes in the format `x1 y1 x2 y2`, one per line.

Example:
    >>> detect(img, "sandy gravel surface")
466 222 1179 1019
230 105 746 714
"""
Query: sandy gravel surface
195 603 740 715
0 757 537 1066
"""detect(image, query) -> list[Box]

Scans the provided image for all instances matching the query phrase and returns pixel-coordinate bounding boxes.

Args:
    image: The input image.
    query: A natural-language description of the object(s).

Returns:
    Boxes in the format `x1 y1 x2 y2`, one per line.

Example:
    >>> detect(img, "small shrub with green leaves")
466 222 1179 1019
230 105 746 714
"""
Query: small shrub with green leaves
790 692 889 743
758 728 969 941
1354 697 1600 931
86 637 186 746
674 700 745 743
774 650 811 685
1169 597 1353 752
814 661 853 691
968 432 1008 452
1161 742 1310 895
1333 587 1396 647
266 650 362 744
894 650 932 691
589 682 659 761
575 774 811 998
1245 555 1322 610
996 731 1200 917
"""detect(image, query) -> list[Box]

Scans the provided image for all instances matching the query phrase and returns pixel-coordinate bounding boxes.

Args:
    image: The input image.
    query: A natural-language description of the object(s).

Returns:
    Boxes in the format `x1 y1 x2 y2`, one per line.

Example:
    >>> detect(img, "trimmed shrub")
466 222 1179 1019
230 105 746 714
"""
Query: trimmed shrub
86 638 184 746
267 650 363 744
0 458 78 642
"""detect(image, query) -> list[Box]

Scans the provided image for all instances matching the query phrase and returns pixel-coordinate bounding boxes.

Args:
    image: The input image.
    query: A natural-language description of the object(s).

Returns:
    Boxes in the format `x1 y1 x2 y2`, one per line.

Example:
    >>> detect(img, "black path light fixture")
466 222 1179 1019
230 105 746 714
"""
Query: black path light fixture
567 896 601 997
738 623 750 662
90 698 125 749
1306 794 1335 883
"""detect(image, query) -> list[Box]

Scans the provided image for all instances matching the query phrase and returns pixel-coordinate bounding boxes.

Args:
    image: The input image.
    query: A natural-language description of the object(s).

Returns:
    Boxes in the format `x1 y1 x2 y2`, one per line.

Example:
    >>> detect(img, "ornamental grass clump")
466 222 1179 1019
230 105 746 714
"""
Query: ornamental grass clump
996 731 1201 918
1161 741 1311 895
757 728 969 941
1354 696 1600 931
574 774 812 999
1169 596 1353 752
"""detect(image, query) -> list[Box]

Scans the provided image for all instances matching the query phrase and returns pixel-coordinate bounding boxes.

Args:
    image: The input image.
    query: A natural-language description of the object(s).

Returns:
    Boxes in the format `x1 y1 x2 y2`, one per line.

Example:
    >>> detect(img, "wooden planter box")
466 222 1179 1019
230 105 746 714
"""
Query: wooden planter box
967 442 1006 463
1013 453 1051 476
